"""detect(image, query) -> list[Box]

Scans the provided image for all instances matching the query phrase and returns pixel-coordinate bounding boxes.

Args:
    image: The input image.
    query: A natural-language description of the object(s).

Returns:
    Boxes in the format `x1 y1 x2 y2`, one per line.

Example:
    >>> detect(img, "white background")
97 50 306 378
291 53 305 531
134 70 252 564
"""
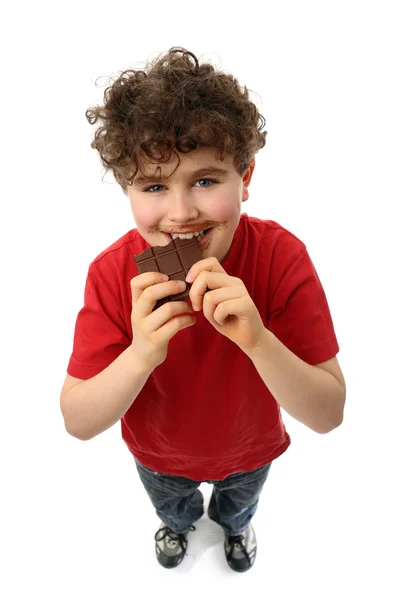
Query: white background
1 1 399 598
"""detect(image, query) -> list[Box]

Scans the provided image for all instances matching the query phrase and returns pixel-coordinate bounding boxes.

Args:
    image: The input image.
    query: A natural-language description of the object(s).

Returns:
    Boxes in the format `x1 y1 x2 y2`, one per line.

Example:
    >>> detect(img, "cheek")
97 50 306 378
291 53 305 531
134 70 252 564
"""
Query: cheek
209 191 241 221
131 202 163 228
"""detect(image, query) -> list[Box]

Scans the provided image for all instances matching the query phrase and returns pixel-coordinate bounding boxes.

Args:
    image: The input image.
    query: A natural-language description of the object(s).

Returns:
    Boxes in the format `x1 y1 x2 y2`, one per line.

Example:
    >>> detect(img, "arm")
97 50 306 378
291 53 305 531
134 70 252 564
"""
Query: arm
60 346 154 441
247 329 346 434
61 271 197 442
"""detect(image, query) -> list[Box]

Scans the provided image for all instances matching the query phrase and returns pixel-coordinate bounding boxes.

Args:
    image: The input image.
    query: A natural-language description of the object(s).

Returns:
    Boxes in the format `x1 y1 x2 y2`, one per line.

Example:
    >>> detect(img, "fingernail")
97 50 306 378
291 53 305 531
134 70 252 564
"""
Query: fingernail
185 272 193 283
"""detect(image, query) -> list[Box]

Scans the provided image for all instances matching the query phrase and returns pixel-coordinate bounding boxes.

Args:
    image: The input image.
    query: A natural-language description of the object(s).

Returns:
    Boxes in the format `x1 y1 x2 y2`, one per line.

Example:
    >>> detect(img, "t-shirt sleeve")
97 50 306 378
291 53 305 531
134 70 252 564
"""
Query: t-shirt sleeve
268 246 340 365
67 266 131 379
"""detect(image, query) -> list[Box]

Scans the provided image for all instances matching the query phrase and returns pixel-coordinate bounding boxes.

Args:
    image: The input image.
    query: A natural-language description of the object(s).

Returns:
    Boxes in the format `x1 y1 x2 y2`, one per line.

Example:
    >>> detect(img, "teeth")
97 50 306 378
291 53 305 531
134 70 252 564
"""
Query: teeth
171 229 207 240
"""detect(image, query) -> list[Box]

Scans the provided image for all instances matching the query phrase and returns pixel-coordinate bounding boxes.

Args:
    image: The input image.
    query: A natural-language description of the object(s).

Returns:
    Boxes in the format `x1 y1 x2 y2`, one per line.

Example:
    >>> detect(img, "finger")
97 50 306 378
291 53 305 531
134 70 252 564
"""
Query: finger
202 287 244 323
133 279 188 319
145 300 195 332
156 311 197 339
213 297 252 325
189 272 240 311
130 272 169 304
185 257 226 283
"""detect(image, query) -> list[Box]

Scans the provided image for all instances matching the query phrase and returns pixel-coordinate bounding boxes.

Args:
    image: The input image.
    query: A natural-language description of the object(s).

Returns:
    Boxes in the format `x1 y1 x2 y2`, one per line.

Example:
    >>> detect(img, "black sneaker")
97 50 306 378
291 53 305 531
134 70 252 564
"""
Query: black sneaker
154 521 196 568
224 524 257 572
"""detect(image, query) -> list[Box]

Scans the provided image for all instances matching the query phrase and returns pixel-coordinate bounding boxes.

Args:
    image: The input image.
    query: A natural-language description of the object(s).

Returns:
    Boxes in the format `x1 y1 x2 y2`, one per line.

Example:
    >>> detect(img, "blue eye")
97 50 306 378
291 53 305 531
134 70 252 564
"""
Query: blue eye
196 178 214 187
144 178 216 193
145 184 163 193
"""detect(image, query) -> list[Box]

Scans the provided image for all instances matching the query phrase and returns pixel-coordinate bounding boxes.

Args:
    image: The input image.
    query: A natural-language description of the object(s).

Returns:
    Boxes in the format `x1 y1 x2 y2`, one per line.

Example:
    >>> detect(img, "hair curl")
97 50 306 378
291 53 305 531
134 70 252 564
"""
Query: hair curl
85 47 267 193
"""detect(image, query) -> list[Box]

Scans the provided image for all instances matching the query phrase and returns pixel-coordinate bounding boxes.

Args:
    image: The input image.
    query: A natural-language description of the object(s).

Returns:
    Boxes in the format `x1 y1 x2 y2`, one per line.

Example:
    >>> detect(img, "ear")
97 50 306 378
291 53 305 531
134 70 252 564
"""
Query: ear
242 157 255 202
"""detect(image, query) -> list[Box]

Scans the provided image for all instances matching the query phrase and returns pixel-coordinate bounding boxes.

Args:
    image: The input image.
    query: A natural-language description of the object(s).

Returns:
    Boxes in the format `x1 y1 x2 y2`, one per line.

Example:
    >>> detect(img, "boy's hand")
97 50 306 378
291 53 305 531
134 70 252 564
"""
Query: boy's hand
130 272 196 369
185 257 266 354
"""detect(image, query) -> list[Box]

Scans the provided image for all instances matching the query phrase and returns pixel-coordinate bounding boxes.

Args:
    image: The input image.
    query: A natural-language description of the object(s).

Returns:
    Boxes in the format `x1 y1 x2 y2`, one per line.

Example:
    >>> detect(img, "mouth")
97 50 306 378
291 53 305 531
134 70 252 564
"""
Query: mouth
162 227 214 245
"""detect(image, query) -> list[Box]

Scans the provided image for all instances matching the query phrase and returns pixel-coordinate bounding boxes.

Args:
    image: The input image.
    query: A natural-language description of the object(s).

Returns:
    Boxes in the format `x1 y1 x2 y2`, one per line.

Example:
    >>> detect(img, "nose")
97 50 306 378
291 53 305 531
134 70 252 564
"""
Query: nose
166 190 199 222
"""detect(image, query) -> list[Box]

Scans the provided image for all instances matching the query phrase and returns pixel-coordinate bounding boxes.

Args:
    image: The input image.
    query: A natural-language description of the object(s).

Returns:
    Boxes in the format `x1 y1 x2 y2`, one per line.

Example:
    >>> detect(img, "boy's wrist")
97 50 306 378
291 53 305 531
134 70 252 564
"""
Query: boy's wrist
128 343 159 374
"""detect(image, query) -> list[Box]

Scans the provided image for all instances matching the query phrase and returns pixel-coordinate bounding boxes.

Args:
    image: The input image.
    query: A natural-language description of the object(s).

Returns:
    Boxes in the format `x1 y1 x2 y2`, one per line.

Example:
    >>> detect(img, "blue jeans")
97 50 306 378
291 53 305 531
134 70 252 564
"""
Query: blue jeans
134 458 272 536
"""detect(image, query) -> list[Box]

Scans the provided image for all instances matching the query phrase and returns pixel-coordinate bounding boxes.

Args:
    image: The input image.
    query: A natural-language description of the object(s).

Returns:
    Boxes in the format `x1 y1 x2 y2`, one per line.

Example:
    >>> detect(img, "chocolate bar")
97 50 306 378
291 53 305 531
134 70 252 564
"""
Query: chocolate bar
134 237 203 310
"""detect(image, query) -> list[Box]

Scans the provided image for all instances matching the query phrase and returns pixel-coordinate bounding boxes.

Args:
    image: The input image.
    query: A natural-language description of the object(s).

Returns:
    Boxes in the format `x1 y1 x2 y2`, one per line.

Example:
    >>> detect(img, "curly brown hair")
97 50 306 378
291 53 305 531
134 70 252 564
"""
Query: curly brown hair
85 47 267 193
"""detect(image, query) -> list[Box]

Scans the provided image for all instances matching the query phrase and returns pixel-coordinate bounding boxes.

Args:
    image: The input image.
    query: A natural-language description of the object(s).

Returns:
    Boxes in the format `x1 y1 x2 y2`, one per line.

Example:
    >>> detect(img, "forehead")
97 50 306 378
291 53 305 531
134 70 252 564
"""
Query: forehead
134 147 235 185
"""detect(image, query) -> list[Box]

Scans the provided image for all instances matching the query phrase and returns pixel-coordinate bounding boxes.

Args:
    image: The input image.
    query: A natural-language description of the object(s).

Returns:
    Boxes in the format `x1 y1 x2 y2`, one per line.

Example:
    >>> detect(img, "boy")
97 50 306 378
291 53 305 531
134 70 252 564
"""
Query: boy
60 47 346 573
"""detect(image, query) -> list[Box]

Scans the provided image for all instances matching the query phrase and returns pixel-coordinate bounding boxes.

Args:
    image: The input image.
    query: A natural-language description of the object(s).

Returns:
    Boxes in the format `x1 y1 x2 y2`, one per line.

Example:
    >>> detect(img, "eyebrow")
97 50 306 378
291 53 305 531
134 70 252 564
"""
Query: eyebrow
132 166 230 188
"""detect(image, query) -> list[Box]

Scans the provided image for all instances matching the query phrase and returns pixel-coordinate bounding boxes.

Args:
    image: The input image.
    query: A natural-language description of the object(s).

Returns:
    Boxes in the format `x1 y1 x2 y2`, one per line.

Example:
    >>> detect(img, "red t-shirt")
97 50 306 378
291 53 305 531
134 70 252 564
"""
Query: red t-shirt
67 213 339 480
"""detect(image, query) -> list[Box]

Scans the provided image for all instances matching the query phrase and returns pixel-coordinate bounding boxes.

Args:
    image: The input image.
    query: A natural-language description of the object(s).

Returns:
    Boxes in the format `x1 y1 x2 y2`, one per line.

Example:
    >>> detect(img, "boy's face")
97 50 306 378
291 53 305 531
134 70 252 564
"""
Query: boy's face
126 147 255 264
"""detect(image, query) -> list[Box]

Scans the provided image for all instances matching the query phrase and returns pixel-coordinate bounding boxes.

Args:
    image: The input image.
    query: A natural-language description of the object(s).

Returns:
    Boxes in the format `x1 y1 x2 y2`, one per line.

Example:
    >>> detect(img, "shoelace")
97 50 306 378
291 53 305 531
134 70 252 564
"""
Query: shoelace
226 533 252 565
155 525 195 552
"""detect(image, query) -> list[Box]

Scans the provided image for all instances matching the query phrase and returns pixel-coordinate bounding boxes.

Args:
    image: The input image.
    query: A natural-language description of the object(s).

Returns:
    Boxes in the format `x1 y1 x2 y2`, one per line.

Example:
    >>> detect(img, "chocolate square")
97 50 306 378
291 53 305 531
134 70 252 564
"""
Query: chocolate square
134 237 203 310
